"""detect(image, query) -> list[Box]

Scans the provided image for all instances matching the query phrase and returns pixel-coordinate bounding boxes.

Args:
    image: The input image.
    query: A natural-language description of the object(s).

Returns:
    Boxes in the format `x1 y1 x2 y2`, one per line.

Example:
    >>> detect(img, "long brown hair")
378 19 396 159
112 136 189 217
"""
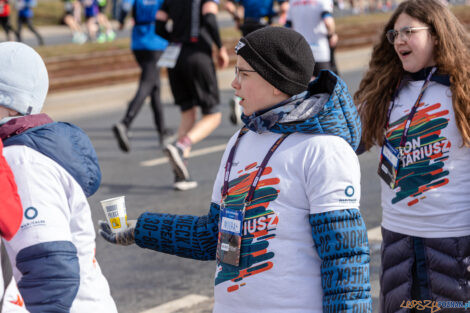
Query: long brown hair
354 0 470 150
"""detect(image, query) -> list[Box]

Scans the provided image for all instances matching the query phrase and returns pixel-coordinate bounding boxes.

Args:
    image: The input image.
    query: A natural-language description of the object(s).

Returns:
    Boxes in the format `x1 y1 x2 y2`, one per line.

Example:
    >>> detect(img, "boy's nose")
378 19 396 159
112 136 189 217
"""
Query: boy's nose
231 77 240 89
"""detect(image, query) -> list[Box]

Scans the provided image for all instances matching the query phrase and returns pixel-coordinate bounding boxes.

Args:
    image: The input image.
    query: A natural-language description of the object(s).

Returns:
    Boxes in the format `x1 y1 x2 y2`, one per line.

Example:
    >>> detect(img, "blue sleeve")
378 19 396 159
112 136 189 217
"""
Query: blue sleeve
309 209 372 313
134 202 220 261
16 241 80 313
321 11 332 19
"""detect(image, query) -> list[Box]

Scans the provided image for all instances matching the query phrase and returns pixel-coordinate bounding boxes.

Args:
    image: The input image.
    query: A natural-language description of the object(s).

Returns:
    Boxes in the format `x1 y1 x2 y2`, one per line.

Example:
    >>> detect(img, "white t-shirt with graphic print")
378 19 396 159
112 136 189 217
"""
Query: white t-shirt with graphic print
381 80 470 238
210 130 361 313
287 0 333 63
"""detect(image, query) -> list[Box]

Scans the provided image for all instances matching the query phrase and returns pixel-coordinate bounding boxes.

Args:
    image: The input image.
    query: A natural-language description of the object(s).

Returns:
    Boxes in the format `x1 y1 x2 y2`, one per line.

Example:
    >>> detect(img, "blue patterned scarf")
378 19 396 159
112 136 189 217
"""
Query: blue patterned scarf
240 70 362 150
241 91 329 133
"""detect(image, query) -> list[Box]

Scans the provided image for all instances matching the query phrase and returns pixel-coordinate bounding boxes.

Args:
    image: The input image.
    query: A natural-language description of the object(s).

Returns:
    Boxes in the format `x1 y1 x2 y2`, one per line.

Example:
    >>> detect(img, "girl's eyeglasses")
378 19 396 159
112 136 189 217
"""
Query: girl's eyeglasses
386 26 429 44
235 66 256 83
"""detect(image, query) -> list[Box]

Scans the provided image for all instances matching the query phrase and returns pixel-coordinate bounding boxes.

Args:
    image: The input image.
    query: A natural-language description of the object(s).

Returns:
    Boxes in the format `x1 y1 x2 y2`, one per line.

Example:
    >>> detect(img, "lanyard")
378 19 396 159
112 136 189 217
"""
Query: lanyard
385 67 436 148
222 127 290 205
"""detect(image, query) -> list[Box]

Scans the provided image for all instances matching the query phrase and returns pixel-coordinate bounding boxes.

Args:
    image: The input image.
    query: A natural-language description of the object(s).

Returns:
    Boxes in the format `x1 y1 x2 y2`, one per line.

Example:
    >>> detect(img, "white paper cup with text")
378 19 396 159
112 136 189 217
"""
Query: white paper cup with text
100 196 128 233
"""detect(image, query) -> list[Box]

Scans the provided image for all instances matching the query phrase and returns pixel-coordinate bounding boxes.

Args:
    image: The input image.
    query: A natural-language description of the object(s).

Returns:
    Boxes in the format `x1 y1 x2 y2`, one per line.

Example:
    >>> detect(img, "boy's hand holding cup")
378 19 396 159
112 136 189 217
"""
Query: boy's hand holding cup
98 196 136 246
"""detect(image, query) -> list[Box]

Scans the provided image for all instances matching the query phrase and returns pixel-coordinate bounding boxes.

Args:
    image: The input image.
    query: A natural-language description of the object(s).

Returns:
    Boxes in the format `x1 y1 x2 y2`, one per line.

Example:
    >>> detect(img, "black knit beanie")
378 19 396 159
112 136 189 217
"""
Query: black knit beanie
235 26 315 96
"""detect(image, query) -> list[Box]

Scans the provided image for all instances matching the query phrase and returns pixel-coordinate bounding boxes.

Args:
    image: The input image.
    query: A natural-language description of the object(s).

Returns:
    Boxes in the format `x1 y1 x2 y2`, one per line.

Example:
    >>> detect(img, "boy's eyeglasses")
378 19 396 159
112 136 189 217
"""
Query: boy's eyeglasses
235 66 256 83
386 26 429 44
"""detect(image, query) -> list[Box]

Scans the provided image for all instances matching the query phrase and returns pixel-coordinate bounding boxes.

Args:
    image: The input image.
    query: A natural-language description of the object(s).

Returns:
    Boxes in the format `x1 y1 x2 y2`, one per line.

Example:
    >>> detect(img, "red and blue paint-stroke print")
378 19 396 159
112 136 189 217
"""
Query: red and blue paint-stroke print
386 102 450 206
215 162 280 293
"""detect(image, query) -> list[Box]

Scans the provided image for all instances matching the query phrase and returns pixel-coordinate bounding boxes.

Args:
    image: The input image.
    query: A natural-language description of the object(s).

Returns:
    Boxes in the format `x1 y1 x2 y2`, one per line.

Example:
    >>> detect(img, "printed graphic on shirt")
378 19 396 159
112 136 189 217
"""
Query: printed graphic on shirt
215 162 279 293
21 206 46 230
387 102 450 206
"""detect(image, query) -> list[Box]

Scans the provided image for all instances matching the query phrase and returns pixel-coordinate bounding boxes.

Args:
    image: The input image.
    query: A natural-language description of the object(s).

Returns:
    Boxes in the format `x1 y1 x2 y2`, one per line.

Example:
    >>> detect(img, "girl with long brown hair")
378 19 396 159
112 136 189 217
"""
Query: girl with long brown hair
355 0 470 311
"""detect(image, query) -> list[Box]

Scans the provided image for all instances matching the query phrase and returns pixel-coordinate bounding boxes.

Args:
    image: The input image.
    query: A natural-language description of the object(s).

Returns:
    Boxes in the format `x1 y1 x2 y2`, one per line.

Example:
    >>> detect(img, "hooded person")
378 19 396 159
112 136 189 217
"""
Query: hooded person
99 26 371 312
0 134 26 313
0 42 117 313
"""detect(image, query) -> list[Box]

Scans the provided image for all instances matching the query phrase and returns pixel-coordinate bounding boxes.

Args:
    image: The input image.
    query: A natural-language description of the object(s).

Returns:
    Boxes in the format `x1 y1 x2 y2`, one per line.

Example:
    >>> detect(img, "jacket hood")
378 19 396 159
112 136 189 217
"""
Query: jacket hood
242 70 362 150
3 122 101 197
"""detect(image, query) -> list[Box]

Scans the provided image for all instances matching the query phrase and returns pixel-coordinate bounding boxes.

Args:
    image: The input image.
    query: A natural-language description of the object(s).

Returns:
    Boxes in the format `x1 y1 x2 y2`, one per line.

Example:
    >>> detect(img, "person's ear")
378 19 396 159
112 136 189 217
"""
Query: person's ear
273 87 283 96
273 87 289 99
7 108 20 117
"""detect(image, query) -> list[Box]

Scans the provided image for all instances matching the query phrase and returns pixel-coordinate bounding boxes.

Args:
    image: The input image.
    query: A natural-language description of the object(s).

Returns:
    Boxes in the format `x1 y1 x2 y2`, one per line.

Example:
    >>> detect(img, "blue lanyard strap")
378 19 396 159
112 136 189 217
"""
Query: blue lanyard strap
385 67 437 148
222 127 291 204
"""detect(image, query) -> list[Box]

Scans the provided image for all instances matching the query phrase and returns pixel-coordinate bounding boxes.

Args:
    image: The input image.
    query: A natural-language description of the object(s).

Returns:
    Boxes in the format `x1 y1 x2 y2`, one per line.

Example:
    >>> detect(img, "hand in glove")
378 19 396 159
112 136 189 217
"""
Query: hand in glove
98 220 137 246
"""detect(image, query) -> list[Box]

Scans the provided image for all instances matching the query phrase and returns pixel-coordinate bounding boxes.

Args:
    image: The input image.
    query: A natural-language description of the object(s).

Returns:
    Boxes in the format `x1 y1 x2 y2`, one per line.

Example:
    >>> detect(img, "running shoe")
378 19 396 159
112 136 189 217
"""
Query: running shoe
97 33 107 43
164 143 190 181
173 174 198 191
112 122 130 152
107 30 116 42
72 32 87 45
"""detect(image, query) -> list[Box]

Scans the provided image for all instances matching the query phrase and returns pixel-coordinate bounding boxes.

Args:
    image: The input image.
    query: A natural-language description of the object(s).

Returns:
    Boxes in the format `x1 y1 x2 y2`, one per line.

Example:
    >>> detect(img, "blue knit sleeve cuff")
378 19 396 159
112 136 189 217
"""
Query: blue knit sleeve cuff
310 209 372 313
134 202 220 261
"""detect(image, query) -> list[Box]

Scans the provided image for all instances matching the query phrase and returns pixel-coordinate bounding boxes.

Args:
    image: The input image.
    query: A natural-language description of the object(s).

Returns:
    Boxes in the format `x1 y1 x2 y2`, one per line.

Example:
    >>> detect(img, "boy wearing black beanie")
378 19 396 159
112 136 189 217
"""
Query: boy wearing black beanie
100 26 371 313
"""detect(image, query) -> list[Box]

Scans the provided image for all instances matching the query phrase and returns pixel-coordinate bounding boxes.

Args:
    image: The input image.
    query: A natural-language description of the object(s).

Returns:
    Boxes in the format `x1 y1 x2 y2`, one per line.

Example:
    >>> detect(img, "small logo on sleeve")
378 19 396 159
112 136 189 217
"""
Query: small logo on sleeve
21 207 46 230
24 207 38 220
339 185 358 203
345 186 355 197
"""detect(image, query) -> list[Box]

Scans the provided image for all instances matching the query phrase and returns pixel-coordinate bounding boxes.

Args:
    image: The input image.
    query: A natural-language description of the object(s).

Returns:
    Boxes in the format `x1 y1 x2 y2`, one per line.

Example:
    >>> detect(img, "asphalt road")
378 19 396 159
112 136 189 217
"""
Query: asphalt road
55 68 383 313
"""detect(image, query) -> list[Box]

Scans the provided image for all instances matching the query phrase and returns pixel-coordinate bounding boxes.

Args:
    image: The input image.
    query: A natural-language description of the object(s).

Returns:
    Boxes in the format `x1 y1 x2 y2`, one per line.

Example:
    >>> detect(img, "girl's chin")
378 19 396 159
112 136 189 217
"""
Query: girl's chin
401 63 418 73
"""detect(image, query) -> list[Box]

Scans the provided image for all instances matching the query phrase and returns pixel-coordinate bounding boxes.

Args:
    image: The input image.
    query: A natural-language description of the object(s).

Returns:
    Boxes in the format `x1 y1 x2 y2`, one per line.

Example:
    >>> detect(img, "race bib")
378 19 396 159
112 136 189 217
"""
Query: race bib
378 139 400 189
216 204 244 266
156 43 182 69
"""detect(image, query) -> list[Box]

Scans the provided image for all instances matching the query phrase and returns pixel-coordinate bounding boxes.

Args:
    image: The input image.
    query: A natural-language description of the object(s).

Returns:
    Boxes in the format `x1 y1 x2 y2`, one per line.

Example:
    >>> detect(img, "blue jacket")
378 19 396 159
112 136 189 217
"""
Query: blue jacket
120 0 168 51
3 121 107 313
4 122 101 197
18 0 36 18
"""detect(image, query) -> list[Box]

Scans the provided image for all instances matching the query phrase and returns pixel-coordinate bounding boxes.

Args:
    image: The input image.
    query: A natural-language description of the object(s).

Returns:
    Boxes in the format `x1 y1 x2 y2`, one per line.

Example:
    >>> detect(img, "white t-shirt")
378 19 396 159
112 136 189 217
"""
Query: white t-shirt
211 131 360 313
287 0 333 63
0 242 28 313
3 146 117 313
1 278 28 313
381 80 470 238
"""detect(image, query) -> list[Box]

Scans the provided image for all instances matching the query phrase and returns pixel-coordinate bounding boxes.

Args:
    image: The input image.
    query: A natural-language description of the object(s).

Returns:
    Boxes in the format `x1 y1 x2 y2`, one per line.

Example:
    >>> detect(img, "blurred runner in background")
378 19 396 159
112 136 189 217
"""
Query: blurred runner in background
81 0 99 41
286 0 339 76
156 0 229 190
62 0 87 44
0 0 19 41
112 0 171 152
16 0 43 45
224 0 289 36
224 0 289 125
96 0 116 43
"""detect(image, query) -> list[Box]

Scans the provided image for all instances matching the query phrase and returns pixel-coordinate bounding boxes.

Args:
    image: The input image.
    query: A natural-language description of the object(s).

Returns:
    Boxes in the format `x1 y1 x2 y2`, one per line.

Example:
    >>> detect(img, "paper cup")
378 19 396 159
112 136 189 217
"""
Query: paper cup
100 196 128 233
